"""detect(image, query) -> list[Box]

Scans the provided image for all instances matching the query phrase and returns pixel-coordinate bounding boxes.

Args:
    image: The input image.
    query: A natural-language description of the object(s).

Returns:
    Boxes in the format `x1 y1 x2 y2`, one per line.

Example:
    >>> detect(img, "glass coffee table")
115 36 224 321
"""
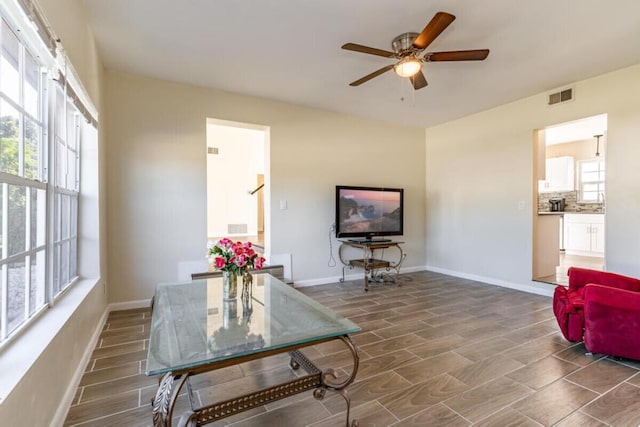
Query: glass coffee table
146 274 361 426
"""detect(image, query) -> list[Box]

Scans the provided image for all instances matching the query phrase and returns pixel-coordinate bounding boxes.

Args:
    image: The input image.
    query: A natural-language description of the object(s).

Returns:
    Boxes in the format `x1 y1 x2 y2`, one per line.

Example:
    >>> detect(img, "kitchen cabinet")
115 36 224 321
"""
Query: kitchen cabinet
539 156 574 193
564 214 604 256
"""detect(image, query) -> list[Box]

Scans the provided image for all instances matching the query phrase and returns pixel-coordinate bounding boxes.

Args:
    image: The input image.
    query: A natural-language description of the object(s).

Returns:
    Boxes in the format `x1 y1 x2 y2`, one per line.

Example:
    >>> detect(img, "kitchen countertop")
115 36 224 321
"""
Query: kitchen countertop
538 211 605 215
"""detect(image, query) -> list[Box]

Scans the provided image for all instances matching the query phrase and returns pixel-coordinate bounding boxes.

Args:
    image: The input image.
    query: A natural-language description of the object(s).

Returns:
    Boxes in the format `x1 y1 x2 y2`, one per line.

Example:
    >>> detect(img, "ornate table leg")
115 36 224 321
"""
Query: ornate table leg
152 372 190 427
312 335 360 427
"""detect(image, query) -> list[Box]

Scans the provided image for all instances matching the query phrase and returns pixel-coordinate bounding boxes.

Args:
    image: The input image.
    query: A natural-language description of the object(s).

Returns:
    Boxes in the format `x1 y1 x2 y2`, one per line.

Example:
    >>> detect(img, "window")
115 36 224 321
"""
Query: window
52 87 80 296
0 18 47 341
0 15 89 346
578 159 605 202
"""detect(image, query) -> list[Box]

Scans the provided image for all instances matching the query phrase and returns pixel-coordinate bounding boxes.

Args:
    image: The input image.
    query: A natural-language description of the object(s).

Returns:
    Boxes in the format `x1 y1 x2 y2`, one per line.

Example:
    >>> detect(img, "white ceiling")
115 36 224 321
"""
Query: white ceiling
545 114 608 146
81 0 640 128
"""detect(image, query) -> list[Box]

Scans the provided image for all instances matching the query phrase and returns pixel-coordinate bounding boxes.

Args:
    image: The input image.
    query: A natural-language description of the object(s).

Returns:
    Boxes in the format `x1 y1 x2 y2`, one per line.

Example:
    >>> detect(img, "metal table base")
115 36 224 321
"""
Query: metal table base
151 335 360 427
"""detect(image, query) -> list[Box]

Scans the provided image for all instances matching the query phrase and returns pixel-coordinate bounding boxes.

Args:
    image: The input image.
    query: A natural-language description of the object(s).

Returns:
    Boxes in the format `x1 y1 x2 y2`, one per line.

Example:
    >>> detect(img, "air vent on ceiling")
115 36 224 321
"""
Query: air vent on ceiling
547 87 574 106
207 147 219 155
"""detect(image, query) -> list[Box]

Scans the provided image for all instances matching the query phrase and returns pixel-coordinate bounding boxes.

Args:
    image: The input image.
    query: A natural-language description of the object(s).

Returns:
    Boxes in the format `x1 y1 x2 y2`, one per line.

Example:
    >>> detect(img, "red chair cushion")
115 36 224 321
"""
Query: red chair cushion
584 284 640 360
553 285 584 342
568 267 640 292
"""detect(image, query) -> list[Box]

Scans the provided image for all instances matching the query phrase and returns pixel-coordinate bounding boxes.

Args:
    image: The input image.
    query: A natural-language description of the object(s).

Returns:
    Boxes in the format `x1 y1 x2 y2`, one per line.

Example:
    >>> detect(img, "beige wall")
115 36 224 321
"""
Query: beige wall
38 0 103 108
105 70 427 302
426 64 640 285
546 138 606 162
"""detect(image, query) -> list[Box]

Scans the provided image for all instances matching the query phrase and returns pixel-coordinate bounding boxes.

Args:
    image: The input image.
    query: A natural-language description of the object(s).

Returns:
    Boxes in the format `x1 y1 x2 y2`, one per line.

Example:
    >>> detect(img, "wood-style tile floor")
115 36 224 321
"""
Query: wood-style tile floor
64 271 640 426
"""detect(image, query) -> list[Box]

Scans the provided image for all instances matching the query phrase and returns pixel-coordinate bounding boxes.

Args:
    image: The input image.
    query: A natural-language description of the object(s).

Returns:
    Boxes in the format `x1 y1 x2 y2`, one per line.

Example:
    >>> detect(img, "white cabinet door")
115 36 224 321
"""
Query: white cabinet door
590 223 605 254
565 222 591 252
563 214 605 256
540 157 574 193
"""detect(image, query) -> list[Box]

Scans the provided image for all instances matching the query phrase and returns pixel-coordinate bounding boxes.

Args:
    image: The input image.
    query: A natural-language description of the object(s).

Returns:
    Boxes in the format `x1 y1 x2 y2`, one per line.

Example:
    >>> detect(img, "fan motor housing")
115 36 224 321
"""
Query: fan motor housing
392 32 419 56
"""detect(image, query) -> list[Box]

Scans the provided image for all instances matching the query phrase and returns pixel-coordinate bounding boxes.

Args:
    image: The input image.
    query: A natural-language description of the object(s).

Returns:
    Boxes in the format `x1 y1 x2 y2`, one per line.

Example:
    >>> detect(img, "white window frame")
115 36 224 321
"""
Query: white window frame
577 158 605 203
0 11 86 348
0 17 49 344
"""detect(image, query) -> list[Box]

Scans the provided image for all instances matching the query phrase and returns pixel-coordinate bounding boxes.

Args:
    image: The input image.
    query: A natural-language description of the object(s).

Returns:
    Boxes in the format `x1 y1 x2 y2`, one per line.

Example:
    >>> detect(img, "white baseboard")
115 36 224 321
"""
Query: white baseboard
109 299 152 312
293 276 347 288
424 265 556 297
52 305 110 427
292 265 427 288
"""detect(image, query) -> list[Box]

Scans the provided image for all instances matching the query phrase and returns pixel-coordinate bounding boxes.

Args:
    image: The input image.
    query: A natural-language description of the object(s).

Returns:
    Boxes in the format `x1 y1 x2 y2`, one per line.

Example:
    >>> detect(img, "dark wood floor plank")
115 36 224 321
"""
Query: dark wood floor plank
64 390 139 426
80 374 157 403
473 407 542 427
444 376 534 423
378 373 470 420
512 379 598 426
393 403 469 426
565 358 639 393
79 361 141 387
92 349 148 370
581 382 640 426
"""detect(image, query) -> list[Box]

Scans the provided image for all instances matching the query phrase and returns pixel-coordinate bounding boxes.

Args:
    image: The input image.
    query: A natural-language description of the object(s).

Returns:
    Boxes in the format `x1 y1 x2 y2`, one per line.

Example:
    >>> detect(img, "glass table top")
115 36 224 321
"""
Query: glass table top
146 274 360 376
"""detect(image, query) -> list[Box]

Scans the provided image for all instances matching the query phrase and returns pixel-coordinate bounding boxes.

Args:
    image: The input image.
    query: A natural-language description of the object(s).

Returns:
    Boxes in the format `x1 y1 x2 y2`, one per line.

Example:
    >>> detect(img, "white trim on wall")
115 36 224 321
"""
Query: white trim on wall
425 265 555 298
291 265 427 288
109 299 153 312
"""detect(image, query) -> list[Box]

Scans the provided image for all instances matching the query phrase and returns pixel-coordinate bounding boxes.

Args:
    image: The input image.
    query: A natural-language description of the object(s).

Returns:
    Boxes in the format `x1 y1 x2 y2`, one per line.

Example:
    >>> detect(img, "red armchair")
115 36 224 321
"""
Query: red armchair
553 267 640 360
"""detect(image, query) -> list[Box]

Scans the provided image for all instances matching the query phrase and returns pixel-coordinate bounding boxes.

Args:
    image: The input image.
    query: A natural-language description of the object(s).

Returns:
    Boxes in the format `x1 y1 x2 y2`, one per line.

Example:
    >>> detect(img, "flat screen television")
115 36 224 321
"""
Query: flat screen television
335 185 404 241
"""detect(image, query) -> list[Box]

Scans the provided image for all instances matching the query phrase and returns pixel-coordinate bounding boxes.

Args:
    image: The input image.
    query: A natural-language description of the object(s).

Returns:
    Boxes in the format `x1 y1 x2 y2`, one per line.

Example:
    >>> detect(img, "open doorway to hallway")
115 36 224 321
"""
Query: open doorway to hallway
206 119 269 252
533 114 607 285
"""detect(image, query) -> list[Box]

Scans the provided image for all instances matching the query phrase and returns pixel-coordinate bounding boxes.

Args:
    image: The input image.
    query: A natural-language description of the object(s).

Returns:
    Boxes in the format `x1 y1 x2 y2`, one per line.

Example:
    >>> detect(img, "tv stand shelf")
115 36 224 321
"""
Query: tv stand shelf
338 241 405 291
349 258 390 270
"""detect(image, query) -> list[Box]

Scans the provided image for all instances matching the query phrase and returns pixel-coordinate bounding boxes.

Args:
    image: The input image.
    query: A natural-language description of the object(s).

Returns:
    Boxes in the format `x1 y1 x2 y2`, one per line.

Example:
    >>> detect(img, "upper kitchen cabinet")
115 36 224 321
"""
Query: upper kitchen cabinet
538 156 574 193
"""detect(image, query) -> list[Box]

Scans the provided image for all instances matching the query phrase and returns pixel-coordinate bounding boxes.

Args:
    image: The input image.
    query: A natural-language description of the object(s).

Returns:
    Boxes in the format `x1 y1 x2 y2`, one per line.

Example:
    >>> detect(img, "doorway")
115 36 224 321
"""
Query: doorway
533 114 607 285
206 118 269 252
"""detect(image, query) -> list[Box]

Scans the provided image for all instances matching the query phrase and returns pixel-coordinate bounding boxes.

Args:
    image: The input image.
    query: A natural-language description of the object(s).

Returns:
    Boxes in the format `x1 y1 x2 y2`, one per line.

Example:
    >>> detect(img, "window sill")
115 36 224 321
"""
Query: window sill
0 277 105 403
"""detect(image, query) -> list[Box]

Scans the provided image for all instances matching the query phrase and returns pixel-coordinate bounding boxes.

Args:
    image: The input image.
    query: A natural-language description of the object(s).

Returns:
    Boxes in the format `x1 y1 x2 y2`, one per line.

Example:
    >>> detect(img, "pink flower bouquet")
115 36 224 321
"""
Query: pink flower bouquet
207 238 266 276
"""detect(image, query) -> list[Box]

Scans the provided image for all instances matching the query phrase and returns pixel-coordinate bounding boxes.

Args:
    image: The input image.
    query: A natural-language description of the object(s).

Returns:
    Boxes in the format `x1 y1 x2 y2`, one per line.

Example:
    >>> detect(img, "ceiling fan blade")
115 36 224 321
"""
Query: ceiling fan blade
410 71 428 90
412 12 456 50
349 64 395 86
427 49 490 61
341 43 395 58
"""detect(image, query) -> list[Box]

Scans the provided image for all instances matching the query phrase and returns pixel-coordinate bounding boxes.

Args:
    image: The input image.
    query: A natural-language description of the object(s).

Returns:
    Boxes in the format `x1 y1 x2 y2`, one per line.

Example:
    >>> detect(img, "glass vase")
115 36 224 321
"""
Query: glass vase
222 271 238 299
242 270 253 288
241 271 253 318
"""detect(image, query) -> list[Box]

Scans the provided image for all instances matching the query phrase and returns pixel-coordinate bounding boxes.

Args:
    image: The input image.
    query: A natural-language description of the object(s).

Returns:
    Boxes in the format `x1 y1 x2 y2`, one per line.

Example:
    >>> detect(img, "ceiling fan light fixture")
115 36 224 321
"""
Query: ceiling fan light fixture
394 58 422 78
342 12 488 89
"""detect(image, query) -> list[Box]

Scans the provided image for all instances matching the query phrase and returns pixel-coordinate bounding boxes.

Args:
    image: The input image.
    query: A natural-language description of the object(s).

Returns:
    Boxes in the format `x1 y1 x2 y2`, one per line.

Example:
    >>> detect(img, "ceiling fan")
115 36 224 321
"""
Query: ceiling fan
341 11 489 90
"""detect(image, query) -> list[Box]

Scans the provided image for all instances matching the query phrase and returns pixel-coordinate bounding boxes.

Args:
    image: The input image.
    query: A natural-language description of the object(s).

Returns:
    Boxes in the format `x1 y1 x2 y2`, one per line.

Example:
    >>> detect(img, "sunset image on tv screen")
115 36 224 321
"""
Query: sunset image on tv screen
338 189 401 234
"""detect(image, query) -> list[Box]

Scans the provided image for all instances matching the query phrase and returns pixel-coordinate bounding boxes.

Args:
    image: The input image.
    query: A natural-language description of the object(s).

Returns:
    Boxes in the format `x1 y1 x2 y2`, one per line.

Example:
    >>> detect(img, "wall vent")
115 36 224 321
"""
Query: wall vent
547 87 574 106
227 224 248 234
207 147 219 154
